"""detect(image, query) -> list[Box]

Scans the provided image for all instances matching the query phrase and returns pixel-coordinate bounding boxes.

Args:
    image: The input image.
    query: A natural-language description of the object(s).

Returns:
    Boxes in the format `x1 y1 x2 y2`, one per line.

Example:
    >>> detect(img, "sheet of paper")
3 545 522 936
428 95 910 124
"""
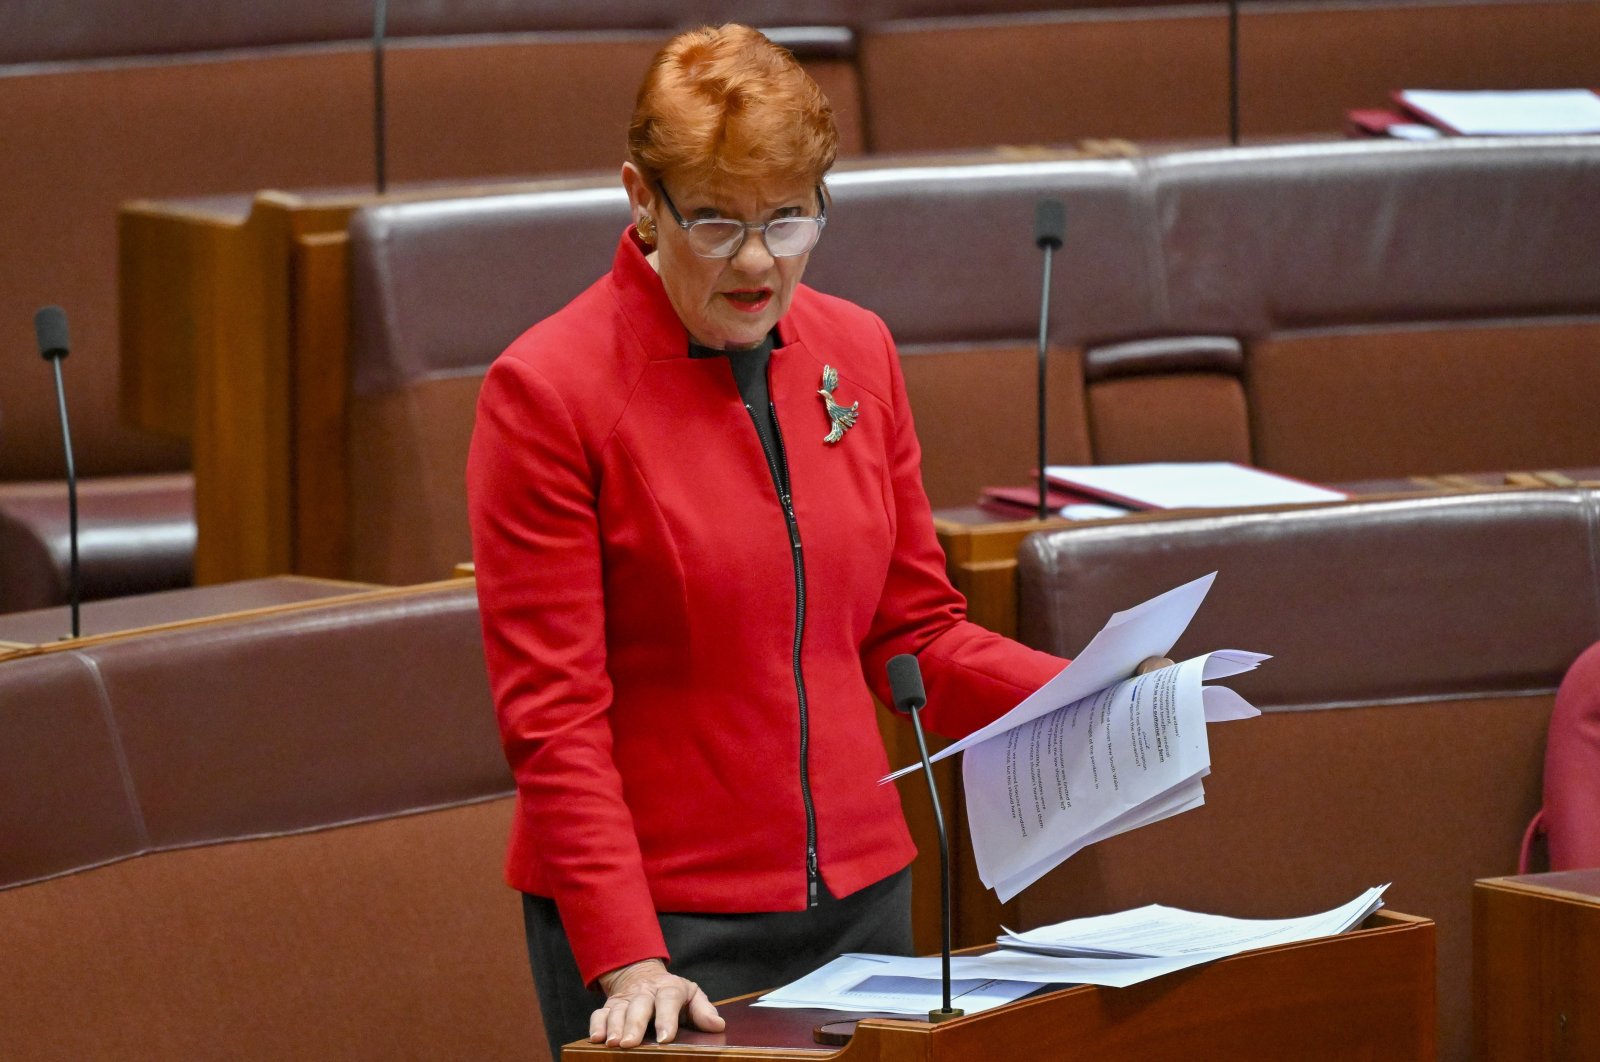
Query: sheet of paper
841 886 1384 989
1045 462 1347 510
966 652 1264 902
1398 88 1600 135
990 782 1206 902
757 888 1387 1012
865 947 1221 989
752 953 1037 1014
1389 122 1444 141
883 572 1220 783
1060 502 1130 520
998 885 1388 959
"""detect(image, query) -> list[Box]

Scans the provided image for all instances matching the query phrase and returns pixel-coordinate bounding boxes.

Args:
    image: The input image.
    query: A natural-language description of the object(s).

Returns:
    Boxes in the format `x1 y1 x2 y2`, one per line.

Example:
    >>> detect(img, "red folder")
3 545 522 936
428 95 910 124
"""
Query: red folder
978 484 1126 518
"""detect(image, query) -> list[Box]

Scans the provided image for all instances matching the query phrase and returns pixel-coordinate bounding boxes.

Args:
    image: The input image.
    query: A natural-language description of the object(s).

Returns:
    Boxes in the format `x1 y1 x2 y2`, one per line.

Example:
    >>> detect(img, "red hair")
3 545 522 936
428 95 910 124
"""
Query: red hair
628 24 839 190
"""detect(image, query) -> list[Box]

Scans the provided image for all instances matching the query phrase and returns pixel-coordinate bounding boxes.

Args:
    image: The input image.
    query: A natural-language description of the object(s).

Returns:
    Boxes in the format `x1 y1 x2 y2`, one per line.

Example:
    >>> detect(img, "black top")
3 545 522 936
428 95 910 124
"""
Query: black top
690 331 784 485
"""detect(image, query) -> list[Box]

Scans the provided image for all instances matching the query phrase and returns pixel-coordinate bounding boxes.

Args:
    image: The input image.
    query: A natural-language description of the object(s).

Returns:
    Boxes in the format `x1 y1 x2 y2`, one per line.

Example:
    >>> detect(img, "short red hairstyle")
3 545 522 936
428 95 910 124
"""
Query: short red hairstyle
628 24 839 191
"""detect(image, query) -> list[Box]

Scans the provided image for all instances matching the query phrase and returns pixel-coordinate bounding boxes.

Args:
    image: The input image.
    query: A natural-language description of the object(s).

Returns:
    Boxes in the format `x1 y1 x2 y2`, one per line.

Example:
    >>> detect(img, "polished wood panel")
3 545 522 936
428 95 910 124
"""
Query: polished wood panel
1474 869 1600 1060
564 910 1435 1060
291 230 355 579
120 193 312 583
933 508 1072 641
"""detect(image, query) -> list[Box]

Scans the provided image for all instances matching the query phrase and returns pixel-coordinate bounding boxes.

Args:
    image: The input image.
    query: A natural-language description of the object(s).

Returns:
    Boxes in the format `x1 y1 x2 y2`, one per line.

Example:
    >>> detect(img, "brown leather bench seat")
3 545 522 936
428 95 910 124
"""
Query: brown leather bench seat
0 474 195 614
0 582 543 1060
340 158 1156 582
1128 137 1600 484
9 0 1597 608
1012 487 1600 1061
342 136 1600 586
0 6 864 615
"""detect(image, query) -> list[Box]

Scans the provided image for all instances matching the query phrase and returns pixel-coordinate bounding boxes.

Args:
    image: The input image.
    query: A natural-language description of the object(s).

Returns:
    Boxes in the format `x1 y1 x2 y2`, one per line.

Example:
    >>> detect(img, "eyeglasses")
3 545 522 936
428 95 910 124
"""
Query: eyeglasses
656 182 827 259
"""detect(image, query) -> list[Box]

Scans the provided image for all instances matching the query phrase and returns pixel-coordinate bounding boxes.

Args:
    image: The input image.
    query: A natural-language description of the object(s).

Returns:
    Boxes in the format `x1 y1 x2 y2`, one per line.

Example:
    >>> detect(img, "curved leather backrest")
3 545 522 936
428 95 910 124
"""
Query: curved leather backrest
348 184 628 399
808 159 1156 348
0 652 147 886
347 157 1159 399
0 582 507 890
1 1 1160 65
1149 136 1600 335
1017 487 1600 708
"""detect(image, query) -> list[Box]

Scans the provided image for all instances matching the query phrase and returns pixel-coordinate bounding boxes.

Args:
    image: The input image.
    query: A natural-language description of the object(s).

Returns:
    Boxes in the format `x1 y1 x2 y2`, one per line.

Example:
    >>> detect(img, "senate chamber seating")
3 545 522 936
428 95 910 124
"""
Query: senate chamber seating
5 0 1599 607
336 136 1600 585
0 581 545 1061
1011 486 1600 1060
0 2 864 615
7 5 1600 1058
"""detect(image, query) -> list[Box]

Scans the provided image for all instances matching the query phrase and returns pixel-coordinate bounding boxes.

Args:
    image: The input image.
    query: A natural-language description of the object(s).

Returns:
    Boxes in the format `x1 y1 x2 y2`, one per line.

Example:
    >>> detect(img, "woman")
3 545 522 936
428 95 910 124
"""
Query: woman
467 25 1071 1054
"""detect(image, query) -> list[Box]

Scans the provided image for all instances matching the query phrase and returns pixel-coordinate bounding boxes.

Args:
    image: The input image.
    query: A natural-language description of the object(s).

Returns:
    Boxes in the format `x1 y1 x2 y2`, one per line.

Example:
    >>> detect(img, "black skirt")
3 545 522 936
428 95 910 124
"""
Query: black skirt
521 867 913 1058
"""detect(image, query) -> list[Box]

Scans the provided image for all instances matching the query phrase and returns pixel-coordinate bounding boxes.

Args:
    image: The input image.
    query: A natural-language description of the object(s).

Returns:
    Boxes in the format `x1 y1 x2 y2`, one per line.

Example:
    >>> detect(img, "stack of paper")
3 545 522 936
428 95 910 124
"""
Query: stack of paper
886 573 1265 901
1044 462 1346 510
752 953 1037 1016
754 887 1390 1012
1396 88 1600 135
997 885 1389 959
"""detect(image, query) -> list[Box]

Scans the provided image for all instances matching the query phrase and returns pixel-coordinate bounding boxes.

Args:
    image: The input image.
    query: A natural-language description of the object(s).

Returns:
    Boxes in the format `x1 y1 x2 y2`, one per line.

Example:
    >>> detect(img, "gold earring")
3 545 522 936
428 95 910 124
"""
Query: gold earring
636 214 657 244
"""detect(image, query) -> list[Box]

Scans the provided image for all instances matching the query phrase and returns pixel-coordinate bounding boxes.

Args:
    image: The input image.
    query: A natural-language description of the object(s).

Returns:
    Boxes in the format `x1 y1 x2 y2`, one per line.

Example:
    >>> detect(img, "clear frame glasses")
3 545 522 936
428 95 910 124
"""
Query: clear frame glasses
656 182 827 259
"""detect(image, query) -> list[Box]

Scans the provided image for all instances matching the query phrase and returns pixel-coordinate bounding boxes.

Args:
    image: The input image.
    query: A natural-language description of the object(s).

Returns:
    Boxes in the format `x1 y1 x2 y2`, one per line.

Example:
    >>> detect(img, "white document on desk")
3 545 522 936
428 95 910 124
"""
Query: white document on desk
970 650 1267 902
1397 88 1600 135
1045 462 1347 509
794 885 1390 994
751 953 1037 1014
998 884 1390 959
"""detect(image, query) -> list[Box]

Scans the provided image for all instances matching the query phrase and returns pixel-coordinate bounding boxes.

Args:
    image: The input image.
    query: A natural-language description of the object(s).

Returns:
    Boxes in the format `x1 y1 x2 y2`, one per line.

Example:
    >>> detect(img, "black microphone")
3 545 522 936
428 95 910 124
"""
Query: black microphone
34 305 81 639
372 0 389 194
887 653 964 1022
1033 200 1066 521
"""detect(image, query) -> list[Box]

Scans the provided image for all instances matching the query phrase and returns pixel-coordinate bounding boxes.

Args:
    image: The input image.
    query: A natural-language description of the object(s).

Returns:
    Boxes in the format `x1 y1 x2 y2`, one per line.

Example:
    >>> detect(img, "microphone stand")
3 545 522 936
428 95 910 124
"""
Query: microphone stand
51 358 79 638
908 697 962 1021
373 0 389 194
1033 200 1065 521
35 306 80 638
887 654 963 1022
1228 0 1240 145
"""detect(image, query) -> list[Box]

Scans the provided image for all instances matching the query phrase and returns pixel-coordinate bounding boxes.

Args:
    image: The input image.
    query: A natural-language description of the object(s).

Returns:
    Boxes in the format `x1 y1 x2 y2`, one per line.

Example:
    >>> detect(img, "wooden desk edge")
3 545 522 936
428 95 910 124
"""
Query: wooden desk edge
560 910 1433 1057
1474 874 1600 906
0 579 470 661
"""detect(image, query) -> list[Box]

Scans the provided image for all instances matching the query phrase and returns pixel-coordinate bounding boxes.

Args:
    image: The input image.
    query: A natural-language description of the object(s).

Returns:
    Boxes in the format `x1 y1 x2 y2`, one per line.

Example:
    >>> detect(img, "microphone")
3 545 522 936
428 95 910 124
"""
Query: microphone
887 653 964 1022
34 305 81 638
372 0 389 194
1033 200 1066 521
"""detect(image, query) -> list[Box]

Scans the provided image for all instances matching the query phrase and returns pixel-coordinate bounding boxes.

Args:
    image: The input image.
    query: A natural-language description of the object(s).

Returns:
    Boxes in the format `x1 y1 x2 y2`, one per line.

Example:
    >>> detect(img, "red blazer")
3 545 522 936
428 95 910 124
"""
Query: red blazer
467 231 1066 986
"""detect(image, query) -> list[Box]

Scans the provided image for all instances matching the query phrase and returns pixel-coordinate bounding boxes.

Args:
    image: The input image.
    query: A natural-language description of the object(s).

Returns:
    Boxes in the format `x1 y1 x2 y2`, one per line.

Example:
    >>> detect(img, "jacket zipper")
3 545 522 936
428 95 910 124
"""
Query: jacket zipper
744 398 820 909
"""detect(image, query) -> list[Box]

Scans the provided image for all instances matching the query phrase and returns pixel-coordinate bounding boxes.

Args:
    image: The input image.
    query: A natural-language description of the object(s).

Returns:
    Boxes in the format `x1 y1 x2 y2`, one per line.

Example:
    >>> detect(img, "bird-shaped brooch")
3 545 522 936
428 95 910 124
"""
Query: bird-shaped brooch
818 365 859 445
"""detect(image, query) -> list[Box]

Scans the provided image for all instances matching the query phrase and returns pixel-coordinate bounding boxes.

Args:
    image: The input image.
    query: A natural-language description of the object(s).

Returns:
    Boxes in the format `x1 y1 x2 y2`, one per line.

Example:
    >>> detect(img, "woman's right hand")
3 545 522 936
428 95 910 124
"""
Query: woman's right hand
591 958 726 1048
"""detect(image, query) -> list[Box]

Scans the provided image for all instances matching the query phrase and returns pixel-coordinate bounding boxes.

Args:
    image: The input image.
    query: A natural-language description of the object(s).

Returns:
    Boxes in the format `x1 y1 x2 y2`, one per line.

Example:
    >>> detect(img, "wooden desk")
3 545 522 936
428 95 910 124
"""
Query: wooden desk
0 576 379 659
565 909 1435 1060
1474 868 1600 1060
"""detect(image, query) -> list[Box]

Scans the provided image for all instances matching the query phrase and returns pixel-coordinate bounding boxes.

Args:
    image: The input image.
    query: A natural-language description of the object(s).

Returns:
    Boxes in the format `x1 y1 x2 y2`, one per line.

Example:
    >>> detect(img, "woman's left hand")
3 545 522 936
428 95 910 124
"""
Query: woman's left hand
591 958 726 1049
1135 656 1175 675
